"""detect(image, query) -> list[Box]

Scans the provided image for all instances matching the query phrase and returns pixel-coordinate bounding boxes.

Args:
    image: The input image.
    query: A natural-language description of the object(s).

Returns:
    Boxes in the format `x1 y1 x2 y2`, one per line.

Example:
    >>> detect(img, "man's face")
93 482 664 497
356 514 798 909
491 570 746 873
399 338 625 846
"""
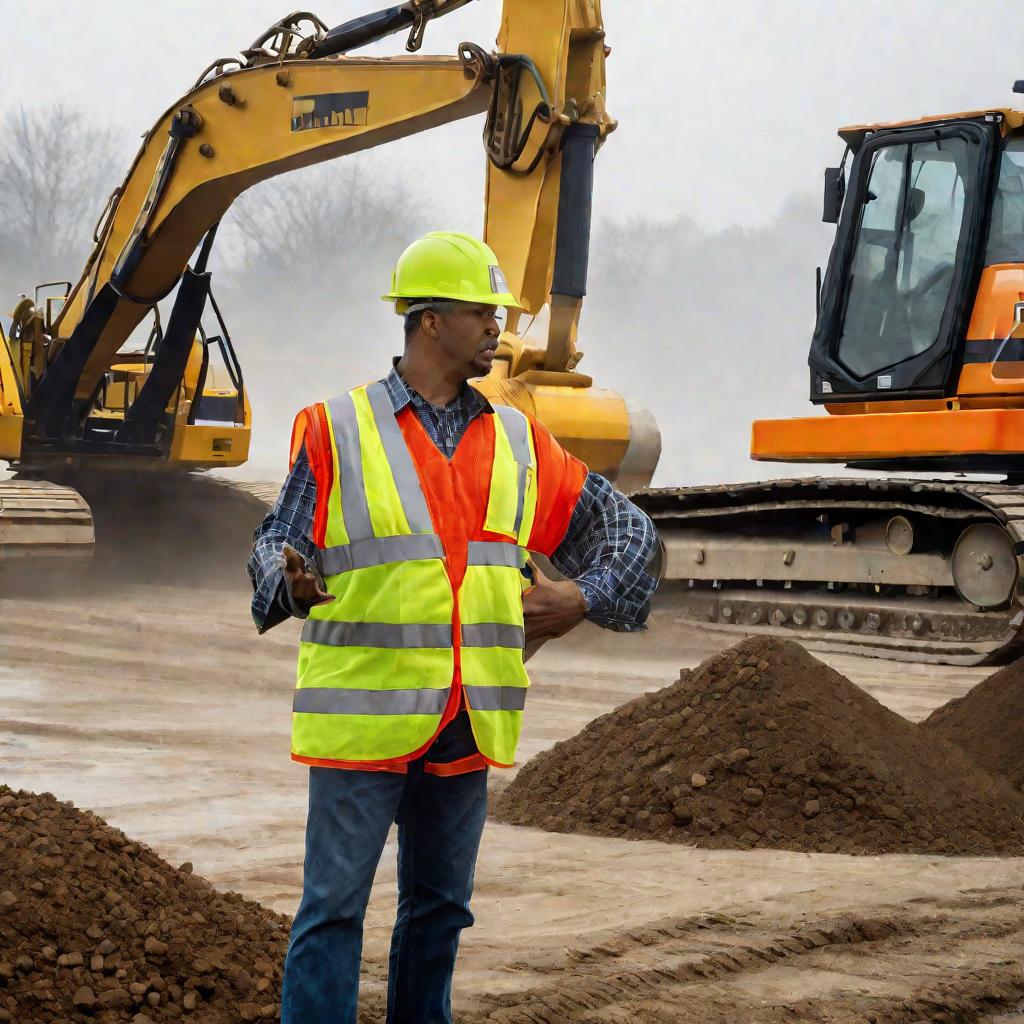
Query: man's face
428 302 503 379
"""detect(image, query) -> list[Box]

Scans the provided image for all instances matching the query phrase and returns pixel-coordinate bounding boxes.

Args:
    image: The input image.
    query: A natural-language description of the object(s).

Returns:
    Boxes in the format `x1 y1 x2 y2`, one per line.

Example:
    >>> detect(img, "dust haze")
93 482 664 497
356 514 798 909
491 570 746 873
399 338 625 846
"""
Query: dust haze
1 0 1021 485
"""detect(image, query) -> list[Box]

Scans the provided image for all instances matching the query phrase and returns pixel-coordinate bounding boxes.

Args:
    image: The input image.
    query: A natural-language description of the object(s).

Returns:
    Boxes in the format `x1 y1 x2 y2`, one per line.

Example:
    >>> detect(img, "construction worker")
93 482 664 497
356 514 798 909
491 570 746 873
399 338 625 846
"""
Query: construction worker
248 231 657 1024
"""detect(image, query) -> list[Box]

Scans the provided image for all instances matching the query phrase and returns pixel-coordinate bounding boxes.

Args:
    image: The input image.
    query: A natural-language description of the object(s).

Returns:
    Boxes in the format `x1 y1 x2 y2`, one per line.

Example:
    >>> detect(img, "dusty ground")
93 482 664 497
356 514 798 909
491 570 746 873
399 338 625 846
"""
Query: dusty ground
4 551 1024 1020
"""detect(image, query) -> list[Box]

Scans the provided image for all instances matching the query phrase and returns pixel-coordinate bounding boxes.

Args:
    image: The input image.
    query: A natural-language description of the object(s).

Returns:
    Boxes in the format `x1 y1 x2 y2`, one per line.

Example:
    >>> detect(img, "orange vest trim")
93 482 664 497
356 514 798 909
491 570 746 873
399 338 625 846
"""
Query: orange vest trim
526 418 588 556
292 394 588 773
291 403 335 548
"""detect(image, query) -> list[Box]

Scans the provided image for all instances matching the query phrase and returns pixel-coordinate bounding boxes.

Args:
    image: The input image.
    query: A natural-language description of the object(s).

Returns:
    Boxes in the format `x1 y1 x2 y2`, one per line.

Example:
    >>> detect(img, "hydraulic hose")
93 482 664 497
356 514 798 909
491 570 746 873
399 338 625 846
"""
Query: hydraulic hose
550 122 600 300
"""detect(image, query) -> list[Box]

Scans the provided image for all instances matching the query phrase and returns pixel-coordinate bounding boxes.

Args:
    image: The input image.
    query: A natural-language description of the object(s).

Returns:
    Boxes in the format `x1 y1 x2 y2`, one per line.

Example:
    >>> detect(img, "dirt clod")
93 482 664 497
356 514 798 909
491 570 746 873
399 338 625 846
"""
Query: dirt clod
494 637 1024 854
924 656 1024 791
0 786 289 1022
72 985 94 1008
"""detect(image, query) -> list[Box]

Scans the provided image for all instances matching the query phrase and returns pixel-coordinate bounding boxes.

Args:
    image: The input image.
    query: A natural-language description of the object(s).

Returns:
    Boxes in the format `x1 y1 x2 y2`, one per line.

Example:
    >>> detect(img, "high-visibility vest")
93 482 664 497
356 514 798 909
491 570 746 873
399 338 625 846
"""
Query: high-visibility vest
291 380 544 768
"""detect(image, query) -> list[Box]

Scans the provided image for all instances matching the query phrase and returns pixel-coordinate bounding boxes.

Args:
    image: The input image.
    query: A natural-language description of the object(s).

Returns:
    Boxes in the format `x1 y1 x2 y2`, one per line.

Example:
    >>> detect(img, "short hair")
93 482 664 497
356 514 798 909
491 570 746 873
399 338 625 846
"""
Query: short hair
403 309 425 338
403 299 460 338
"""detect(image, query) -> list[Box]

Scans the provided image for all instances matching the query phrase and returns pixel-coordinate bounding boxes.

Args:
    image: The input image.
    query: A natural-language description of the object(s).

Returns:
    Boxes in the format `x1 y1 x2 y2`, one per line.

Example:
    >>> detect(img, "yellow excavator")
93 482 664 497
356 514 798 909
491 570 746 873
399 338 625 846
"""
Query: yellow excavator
0 0 660 569
638 83 1024 665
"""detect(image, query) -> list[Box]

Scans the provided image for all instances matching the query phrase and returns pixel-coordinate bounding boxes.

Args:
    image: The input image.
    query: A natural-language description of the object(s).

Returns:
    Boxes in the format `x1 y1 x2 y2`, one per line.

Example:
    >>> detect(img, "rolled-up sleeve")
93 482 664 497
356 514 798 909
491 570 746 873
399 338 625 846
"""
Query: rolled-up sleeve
549 472 658 632
247 444 318 633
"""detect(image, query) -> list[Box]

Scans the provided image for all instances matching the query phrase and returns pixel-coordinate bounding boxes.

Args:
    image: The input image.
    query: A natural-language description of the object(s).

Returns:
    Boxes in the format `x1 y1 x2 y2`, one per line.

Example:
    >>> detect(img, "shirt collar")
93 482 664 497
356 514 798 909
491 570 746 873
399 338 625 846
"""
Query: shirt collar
384 362 491 416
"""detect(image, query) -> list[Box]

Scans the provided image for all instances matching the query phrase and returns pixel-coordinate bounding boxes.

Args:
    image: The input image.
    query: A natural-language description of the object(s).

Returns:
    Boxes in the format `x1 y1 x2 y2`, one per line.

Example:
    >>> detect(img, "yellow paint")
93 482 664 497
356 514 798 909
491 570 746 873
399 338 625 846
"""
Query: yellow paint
14 3 645 492
168 423 250 467
0 325 23 459
58 57 491 400
0 414 23 460
0 344 23 417
476 373 629 476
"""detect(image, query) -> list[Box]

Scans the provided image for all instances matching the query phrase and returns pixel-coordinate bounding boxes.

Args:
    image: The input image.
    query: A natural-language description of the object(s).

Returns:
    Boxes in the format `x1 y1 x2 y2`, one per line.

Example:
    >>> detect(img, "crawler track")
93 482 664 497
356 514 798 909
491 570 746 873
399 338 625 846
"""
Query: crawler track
636 477 1024 665
0 472 281 583
0 478 94 565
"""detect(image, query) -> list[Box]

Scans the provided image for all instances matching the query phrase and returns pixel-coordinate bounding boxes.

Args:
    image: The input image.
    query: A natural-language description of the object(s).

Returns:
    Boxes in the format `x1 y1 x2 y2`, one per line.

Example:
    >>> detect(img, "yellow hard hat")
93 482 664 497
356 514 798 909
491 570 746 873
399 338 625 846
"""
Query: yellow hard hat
382 231 521 314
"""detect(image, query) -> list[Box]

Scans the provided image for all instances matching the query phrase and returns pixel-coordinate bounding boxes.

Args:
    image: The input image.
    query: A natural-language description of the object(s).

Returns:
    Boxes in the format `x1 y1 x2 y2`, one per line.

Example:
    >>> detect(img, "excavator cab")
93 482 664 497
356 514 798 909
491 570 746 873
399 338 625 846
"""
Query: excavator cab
87 290 249 466
637 84 1024 665
753 95 1024 474
811 117 1020 406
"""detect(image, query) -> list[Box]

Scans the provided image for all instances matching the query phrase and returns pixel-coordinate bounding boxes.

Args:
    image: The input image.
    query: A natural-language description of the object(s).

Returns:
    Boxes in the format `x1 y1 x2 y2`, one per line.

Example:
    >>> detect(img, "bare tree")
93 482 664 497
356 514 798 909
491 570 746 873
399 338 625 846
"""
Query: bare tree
226 160 428 290
0 105 124 292
584 194 833 484
216 159 436 462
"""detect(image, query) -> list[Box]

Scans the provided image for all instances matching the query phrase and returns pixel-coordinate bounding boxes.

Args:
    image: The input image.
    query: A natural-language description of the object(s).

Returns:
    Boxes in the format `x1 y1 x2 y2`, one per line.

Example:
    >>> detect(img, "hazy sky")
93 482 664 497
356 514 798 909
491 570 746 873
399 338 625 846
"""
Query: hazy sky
2 1 1023 484
1 0 1022 231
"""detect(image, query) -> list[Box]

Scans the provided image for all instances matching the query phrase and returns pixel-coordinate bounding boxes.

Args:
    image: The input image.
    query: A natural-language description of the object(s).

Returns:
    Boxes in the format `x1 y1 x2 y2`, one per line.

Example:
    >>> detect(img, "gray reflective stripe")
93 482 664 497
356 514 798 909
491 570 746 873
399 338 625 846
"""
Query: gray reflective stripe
513 462 528 537
461 623 525 649
464 685 528 712
466 541 526 568
365 381 434 535
494 405 532 537
319 534 444 575
302 620 452 648
294 687 449 716
328 393 373 542
494 405 532 465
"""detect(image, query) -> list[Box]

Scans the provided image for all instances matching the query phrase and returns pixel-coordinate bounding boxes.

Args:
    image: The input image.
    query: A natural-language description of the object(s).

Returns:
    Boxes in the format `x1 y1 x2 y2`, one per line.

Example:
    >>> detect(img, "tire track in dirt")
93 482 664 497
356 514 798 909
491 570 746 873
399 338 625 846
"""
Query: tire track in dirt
463 890 1024 1024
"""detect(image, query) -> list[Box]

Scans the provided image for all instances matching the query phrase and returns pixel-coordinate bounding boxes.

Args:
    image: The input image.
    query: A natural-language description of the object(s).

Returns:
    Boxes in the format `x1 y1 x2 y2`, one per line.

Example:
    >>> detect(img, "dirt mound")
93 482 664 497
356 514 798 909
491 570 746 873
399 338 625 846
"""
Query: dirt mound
493 637 1024 855
0 786 288 1023
924 658 1024 791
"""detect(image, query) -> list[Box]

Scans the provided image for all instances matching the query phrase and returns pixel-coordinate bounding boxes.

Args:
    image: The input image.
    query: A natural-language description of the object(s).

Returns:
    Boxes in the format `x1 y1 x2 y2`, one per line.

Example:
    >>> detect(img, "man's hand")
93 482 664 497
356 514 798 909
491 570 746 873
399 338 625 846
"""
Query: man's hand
282 543 335 610
522 558 587 661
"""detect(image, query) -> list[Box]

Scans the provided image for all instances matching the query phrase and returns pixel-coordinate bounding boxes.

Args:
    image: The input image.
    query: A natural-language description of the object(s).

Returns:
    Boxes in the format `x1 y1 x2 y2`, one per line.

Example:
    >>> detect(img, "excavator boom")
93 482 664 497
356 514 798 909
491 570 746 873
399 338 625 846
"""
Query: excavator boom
0 0 659 569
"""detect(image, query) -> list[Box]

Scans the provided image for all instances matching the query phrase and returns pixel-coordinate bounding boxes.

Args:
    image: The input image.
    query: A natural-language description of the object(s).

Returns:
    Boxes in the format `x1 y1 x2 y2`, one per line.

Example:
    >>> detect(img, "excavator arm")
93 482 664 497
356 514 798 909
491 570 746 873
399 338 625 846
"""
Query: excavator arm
42 15 492 427
40 1 618 428
1 0 659 567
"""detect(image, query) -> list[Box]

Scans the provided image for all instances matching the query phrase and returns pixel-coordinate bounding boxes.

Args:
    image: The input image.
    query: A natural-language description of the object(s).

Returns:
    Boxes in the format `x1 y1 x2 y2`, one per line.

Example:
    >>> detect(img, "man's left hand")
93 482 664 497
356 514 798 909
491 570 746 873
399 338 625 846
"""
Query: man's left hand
522 558 587 660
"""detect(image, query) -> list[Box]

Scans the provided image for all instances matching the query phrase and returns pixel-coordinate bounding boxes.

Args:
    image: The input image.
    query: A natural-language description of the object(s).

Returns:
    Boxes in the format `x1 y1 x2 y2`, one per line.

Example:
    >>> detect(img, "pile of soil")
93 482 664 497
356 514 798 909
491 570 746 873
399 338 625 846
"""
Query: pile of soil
0 786 289 1023
494 636 1024 855
924 659 1024 791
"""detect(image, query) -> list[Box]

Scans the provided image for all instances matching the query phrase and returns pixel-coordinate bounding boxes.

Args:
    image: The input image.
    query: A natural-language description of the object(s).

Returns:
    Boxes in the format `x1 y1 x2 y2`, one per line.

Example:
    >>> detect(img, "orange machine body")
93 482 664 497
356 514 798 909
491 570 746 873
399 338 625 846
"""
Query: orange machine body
753 106 1024 469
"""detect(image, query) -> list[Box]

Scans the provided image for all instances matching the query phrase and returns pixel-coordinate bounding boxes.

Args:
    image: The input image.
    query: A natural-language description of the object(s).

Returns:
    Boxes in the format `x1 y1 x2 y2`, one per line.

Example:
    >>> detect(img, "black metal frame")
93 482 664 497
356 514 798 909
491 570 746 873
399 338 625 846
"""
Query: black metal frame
808 119 1001 403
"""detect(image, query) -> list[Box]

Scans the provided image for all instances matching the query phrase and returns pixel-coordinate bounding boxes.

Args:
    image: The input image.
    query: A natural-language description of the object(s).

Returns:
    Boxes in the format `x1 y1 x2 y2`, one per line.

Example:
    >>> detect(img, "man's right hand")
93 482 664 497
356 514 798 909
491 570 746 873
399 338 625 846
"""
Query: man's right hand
522 558 587 661
282 543 335 609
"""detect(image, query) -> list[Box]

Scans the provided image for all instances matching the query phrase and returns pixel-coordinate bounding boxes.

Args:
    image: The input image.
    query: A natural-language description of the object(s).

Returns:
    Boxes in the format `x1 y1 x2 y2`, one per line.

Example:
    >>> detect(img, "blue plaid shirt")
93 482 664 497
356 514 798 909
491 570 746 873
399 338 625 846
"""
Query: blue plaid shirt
248 367 657 633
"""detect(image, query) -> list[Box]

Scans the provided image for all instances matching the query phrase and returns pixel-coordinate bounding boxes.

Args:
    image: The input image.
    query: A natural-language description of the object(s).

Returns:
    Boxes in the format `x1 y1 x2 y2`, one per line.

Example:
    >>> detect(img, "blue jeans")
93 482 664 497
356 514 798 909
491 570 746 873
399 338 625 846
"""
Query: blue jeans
281 711 489 1024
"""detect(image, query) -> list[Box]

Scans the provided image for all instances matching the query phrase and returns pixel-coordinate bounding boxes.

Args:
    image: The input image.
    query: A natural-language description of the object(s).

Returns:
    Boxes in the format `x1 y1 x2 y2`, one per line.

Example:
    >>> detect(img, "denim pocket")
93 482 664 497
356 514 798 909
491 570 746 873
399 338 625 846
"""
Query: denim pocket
425 711 478 765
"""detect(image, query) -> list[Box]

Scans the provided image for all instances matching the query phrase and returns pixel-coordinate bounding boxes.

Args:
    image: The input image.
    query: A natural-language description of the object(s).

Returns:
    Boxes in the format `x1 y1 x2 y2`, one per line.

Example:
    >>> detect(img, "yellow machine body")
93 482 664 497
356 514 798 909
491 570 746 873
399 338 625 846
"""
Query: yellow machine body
0 0 659 564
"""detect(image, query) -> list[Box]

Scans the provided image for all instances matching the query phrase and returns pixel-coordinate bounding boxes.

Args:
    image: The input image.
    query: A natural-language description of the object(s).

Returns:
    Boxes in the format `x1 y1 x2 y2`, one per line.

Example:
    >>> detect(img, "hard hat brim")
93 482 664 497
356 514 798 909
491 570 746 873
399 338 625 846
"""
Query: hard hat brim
382 291 523 312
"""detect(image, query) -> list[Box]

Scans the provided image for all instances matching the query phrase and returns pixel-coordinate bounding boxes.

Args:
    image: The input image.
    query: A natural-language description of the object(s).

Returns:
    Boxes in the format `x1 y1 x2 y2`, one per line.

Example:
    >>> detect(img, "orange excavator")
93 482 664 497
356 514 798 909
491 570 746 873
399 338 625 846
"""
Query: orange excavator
639 82 1024 665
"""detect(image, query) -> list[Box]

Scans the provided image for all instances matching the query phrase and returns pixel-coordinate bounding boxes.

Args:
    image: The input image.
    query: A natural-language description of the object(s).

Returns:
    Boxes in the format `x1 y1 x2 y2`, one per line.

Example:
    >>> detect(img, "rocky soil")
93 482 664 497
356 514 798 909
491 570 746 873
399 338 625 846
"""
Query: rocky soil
925 656 1024 792
0 787 289 1023
493 636 1024 854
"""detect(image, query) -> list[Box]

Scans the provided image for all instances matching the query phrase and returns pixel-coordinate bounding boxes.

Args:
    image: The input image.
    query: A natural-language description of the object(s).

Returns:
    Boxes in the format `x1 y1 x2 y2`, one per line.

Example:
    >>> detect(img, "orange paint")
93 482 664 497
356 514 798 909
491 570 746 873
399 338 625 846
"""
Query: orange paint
958 362 1024 398
838 107 1024 148
965 264 1024 340
751 407 1024 462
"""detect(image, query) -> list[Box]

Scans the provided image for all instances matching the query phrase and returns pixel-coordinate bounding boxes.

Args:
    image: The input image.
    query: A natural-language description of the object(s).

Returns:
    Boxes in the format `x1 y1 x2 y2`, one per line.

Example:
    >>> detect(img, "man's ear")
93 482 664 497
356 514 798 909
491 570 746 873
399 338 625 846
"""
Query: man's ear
420 309 441 339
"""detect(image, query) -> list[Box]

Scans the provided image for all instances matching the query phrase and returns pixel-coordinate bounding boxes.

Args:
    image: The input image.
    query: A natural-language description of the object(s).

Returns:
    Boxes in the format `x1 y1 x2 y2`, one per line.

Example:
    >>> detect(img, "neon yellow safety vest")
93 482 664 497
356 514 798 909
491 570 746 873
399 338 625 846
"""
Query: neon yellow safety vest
292 380 539 767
